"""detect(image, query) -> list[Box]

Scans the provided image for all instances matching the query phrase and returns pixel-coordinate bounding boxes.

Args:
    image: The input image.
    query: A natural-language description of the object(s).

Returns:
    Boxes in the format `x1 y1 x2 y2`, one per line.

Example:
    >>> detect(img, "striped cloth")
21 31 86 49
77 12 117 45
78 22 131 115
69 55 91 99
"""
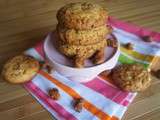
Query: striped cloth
23 17 160 120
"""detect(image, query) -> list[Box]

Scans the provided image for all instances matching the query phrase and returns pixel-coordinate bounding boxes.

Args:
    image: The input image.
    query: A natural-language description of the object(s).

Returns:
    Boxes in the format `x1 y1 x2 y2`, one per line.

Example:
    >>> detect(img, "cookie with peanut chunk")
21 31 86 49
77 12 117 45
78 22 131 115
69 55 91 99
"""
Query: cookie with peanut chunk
112 64 151 92
1 55 40 84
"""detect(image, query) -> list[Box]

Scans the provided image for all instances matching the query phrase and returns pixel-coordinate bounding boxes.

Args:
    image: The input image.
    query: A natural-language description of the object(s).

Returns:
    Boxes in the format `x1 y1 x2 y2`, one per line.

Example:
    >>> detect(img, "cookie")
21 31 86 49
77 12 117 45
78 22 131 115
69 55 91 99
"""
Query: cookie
1 55 40 84
57 2 108 30
57 24 111 45
58 39 107 59
112 64 151 92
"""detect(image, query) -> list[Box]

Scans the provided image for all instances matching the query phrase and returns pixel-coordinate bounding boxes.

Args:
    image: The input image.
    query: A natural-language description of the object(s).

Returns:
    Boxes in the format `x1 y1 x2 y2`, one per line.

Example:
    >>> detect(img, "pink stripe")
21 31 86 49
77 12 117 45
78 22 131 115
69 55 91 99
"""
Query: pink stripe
83 77 130 106
109 17 160 42
24 81 77 120
122 100 130 106
34 40 45 58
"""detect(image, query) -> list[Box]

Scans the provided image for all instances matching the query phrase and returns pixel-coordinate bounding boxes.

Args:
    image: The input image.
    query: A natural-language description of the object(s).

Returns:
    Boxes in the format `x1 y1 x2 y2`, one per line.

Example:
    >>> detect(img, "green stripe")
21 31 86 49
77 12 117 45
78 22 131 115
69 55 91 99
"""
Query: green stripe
118 53 149 68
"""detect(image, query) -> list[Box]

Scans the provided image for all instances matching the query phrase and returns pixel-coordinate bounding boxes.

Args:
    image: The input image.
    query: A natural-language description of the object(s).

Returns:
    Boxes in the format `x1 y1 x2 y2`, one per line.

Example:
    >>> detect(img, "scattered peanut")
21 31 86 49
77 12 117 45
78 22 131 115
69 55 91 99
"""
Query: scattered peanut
40 61 53 73
49 88 60 100
124 43 133 50
73 98 84 112
142 36 152 42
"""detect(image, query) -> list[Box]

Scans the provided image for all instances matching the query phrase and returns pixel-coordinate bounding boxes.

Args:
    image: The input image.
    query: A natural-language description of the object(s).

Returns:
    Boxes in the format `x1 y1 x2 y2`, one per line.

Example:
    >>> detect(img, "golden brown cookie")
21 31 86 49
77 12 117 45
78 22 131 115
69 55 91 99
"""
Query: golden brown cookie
112 64 151 92
57 24 111 45
1 55 40 84
58 39 107 59
57 2 108 30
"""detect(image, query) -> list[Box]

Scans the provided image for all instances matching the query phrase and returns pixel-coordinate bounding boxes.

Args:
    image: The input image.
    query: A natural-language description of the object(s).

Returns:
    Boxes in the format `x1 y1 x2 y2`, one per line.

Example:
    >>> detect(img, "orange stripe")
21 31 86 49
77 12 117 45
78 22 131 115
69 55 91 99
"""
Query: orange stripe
39 71 119 120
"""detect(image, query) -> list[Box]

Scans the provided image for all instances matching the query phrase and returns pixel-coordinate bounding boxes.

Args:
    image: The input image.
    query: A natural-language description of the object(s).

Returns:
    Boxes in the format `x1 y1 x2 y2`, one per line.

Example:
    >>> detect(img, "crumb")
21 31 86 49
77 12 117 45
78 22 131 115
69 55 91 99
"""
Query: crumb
142 36 152 42
124 43 133 50
40 61 53 73
46 65 53 74
73 98 84 112
49 88 60 100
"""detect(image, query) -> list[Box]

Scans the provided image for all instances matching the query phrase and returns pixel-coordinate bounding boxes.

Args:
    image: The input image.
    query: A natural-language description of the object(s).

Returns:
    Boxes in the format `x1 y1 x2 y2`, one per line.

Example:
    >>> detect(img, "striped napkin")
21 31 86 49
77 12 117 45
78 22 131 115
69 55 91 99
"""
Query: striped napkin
23 17 160 120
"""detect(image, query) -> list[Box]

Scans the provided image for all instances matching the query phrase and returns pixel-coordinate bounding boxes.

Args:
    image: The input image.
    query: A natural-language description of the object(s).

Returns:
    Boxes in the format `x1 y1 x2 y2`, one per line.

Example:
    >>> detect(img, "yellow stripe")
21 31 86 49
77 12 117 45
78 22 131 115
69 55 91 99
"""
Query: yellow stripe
120 46 157 62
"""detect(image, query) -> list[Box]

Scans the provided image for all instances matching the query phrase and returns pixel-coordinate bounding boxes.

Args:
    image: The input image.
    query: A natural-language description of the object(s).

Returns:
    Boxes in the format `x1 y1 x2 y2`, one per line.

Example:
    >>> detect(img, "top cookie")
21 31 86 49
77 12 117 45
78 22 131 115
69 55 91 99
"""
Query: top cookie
1 55 40 84
57 2 108 30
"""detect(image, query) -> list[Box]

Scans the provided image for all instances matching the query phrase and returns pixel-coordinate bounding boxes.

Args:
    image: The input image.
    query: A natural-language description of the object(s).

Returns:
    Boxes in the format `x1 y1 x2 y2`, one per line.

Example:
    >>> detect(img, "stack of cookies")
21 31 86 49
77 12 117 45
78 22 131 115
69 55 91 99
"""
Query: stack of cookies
56 2 111 68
